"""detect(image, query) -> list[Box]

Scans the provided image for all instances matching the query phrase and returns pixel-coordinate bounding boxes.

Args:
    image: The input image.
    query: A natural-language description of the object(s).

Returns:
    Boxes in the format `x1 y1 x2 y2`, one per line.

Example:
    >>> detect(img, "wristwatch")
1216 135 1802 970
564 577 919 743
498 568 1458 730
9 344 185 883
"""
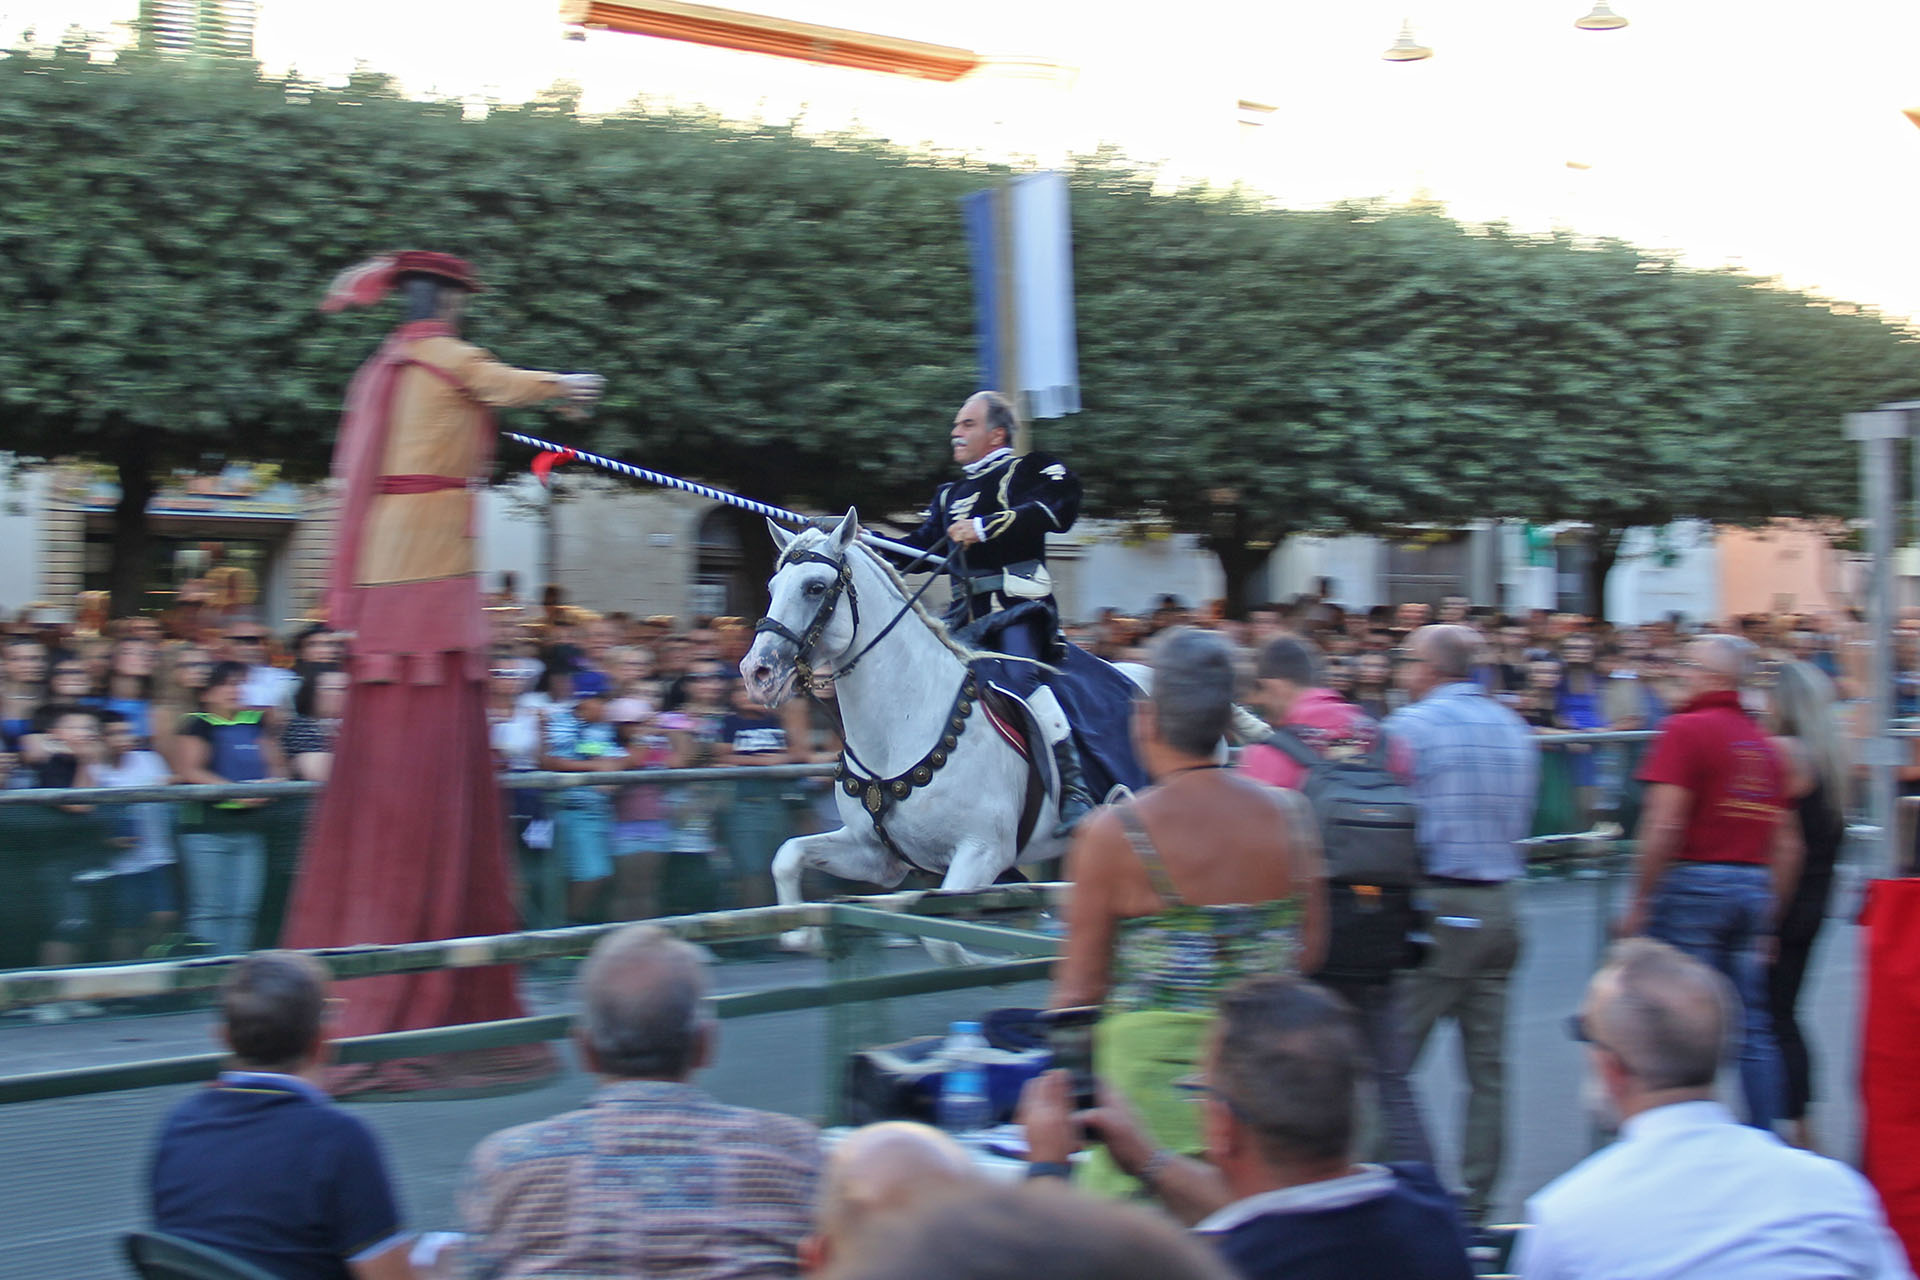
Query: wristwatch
1139 1148 1177 1189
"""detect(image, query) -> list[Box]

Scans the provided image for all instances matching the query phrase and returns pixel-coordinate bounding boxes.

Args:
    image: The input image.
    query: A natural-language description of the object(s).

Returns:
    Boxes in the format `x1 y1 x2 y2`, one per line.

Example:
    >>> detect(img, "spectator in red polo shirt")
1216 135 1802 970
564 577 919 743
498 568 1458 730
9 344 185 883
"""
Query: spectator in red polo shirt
1617 633 1798 1131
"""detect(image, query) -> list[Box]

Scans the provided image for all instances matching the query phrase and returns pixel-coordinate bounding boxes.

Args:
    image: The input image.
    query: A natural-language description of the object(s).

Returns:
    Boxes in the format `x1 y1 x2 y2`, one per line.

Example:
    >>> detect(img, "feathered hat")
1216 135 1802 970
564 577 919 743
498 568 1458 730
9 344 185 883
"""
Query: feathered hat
319 250 483 313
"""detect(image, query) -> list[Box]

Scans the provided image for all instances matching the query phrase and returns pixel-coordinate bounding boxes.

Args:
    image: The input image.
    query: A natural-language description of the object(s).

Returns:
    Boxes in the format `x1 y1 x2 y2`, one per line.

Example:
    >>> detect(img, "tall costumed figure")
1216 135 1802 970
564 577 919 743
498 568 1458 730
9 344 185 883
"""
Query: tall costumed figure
285 252 603 1095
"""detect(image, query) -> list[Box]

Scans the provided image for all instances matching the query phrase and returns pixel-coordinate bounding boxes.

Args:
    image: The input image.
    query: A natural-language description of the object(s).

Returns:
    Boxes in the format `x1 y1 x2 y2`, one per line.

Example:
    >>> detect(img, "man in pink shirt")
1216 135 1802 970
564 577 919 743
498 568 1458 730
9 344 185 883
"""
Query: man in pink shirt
1239 634 1432 1168
1242 638 1408 789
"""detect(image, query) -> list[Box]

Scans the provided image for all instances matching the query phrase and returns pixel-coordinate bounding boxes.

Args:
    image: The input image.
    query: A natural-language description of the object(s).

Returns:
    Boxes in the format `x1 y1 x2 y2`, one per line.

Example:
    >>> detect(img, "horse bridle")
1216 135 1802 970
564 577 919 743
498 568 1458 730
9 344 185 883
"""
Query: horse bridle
753 537 957 688
752 546 860 690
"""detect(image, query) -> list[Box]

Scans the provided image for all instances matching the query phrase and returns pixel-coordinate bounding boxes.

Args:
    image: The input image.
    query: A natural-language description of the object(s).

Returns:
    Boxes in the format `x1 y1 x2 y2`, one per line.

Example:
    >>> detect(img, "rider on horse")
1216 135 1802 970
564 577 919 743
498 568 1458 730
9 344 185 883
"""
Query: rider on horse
887 391 1101 837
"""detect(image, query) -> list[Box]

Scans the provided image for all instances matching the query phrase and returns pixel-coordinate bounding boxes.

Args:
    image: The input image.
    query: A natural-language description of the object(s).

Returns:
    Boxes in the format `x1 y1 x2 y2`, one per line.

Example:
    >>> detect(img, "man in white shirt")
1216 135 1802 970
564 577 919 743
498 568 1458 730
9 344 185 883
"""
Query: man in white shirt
1519 938 1911 1279
94 711 178 956
228 620 295 711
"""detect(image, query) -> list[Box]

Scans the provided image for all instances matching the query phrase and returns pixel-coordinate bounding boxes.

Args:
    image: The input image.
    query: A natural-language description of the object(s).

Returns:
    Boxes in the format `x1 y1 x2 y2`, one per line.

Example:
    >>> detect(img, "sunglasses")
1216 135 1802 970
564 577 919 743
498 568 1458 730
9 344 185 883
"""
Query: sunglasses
227 634 266 644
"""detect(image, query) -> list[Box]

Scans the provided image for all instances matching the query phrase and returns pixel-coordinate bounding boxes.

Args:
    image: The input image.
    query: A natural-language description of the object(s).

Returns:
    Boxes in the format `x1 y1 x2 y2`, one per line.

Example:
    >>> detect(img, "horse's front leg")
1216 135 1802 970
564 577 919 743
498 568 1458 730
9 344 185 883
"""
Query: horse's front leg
773 829 907 952
923 837 1016 967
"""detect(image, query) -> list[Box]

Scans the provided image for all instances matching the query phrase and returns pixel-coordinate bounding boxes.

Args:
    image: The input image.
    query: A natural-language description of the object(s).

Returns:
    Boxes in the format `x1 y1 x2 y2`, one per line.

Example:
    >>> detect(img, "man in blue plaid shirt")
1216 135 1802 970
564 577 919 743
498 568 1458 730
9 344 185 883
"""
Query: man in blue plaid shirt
1386 624 1538 1229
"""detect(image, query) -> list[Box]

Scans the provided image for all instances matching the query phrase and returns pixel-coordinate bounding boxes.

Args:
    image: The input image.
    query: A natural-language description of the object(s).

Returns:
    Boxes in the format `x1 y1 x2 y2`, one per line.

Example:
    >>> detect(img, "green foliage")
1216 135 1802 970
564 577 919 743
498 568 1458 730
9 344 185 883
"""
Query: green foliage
3 44 1918 614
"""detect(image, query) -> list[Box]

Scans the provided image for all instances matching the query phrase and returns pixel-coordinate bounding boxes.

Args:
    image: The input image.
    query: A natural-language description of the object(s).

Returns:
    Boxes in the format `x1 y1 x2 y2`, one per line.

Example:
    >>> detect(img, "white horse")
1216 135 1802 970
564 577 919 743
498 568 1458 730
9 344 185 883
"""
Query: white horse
741 509 1117 961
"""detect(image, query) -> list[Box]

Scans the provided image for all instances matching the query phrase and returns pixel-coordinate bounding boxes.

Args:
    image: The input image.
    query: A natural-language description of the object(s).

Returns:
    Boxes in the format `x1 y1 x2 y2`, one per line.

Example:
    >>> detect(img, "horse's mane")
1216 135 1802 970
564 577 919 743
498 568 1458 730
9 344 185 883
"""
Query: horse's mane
781 528 981 666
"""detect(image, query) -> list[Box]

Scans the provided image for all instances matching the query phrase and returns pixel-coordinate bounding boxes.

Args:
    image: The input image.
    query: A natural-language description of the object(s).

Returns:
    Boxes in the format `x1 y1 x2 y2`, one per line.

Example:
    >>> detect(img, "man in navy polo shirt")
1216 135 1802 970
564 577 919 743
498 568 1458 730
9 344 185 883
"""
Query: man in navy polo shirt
149 952 414 1279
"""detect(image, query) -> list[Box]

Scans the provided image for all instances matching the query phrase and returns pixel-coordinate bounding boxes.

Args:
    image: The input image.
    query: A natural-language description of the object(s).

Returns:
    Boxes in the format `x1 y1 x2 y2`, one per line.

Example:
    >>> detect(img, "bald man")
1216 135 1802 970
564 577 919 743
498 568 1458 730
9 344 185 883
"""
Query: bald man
799 1122 980 1273
1618 633 1798 1132
1384 623 1537 1229
1519 940 1909 1279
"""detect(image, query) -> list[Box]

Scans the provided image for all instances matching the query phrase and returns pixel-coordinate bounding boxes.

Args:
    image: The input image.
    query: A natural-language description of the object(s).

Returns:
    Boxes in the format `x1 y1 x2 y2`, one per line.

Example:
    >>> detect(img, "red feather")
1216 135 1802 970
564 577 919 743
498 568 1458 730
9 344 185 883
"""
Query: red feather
531 449 576 487
319 254 399 313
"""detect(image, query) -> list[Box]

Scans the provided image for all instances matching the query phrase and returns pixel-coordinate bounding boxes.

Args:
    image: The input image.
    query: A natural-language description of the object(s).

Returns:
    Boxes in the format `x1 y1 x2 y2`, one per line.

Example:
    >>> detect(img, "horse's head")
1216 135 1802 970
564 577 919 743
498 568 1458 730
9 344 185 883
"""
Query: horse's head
741 507 863 707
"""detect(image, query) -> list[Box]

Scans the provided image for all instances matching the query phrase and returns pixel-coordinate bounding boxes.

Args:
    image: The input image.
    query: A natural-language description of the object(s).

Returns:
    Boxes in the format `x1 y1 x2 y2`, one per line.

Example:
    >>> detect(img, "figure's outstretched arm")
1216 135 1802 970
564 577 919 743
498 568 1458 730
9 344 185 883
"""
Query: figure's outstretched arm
451 345 603 413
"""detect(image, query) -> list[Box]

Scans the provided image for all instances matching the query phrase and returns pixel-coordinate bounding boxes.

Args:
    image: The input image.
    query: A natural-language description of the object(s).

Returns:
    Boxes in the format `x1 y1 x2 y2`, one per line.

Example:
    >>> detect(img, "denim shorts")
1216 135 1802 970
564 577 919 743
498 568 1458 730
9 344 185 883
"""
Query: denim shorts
554 805 614 882
615 819 673 856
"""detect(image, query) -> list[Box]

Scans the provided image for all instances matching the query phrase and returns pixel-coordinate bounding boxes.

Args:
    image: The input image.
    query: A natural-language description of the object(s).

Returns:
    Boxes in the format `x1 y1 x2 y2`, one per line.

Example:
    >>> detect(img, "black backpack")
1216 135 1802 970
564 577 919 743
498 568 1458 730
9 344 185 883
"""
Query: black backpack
1266 727 1424 982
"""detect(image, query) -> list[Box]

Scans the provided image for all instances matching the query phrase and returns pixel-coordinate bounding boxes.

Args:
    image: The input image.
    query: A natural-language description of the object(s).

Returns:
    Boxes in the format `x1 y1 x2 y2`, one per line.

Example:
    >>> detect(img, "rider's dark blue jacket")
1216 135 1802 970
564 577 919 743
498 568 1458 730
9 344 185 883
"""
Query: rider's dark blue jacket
893 448 1082 627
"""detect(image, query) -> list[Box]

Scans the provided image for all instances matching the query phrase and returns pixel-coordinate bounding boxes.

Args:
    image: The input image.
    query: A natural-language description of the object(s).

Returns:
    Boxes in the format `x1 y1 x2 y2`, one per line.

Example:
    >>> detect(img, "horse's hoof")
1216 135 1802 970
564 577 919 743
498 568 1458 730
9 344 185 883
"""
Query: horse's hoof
923 938 980 967
780 927 823 953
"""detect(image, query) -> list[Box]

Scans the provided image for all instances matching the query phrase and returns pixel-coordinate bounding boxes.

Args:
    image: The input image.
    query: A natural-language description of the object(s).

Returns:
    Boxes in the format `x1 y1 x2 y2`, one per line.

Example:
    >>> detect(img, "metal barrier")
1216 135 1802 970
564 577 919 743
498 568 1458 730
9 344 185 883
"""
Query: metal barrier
0 731 1665 973
0 887 1064 1119
0 730 1657 1098
0 764 847 968
0 763 838 807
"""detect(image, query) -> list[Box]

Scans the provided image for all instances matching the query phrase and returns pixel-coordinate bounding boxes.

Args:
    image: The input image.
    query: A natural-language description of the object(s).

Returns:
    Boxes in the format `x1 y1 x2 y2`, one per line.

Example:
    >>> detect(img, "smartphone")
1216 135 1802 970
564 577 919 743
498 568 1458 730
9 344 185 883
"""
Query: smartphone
1039 1005 1101 1111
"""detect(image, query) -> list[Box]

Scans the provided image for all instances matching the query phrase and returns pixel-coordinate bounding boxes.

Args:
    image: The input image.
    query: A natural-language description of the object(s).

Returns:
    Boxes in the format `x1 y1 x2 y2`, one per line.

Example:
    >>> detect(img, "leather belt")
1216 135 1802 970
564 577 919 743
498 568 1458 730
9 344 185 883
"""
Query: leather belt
377 474 467 494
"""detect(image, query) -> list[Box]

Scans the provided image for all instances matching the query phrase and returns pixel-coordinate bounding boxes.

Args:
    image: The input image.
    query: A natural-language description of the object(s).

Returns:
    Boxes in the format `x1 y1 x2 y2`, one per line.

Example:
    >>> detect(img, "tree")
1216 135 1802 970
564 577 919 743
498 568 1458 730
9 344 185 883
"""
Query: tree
6 45 1920 620
0 48 990 611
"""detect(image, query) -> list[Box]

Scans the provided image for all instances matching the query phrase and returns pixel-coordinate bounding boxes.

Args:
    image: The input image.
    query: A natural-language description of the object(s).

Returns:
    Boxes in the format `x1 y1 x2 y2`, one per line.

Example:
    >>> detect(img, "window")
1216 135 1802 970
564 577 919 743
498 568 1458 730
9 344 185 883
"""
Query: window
138 0 256 58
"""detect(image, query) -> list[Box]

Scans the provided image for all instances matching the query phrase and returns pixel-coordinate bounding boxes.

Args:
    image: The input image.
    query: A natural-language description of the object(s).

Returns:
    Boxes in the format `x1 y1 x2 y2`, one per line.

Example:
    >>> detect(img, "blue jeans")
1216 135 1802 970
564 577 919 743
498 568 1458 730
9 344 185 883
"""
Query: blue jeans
1648 862 1782 1129
181 829 266 955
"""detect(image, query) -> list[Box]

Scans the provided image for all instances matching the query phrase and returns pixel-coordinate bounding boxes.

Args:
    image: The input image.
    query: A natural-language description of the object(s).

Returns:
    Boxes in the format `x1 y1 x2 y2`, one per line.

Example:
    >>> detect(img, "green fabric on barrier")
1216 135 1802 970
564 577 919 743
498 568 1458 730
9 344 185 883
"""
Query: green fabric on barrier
253 797 309 948
1530 749 1579 838
0 805 113 966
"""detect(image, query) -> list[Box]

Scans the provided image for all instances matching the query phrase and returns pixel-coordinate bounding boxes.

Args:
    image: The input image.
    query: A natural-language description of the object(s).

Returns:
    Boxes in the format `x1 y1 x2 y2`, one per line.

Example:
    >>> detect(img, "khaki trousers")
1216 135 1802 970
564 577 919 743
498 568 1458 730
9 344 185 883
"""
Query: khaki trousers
1400 881 1522 1224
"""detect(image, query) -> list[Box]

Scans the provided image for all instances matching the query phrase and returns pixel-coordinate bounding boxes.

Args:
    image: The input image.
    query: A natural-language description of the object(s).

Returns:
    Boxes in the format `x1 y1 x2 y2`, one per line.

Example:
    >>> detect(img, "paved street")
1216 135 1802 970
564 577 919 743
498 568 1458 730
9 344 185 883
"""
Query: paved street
0 873 1870 1280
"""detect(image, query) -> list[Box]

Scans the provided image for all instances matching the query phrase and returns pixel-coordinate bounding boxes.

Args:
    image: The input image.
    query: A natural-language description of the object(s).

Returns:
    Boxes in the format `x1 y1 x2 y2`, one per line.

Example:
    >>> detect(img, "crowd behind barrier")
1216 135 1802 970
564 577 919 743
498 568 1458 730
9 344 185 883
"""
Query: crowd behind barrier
0 584 1882 994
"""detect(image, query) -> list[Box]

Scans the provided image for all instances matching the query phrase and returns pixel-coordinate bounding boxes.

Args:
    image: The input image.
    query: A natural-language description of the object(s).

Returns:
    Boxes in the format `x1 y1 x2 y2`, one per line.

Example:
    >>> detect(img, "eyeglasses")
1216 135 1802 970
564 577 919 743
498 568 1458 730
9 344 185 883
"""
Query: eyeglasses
227 634 265 644
1172 1072 1259 1125
1566 1012 1619 1058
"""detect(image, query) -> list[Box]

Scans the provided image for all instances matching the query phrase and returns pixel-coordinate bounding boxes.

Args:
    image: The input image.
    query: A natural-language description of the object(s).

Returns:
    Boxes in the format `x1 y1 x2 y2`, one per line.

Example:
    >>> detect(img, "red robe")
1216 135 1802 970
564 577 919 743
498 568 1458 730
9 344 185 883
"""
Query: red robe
1862 879 1920 1268
284 318 561 1095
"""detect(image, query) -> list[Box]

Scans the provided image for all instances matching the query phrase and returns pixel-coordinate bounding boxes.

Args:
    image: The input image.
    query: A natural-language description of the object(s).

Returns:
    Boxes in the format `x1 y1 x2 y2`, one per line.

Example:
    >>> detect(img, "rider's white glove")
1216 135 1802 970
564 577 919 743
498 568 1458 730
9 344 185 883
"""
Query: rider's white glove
1229 704 1272 747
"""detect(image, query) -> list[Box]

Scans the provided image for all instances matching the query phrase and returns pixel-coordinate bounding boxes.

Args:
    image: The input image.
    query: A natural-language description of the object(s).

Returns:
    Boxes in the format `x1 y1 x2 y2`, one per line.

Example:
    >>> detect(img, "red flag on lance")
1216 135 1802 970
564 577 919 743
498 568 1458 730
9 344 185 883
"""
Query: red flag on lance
531 448 577 486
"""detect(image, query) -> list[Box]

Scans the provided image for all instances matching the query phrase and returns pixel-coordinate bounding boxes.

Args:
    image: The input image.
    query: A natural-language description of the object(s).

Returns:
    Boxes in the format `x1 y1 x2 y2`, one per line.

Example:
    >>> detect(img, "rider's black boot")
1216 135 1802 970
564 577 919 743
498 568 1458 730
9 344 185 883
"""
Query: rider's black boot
1050 736 1098 840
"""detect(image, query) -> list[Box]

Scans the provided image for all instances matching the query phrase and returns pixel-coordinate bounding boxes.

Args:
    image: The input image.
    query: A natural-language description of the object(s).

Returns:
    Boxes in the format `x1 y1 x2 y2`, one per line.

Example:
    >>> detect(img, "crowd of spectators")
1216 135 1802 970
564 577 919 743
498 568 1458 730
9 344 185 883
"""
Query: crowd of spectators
0 580 844 987
0 578 1881 998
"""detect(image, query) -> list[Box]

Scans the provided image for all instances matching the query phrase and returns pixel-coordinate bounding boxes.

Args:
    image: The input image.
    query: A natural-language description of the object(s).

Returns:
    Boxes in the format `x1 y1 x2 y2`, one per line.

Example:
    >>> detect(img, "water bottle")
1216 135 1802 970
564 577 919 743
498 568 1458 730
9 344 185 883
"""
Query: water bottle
936 1019 992 1136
